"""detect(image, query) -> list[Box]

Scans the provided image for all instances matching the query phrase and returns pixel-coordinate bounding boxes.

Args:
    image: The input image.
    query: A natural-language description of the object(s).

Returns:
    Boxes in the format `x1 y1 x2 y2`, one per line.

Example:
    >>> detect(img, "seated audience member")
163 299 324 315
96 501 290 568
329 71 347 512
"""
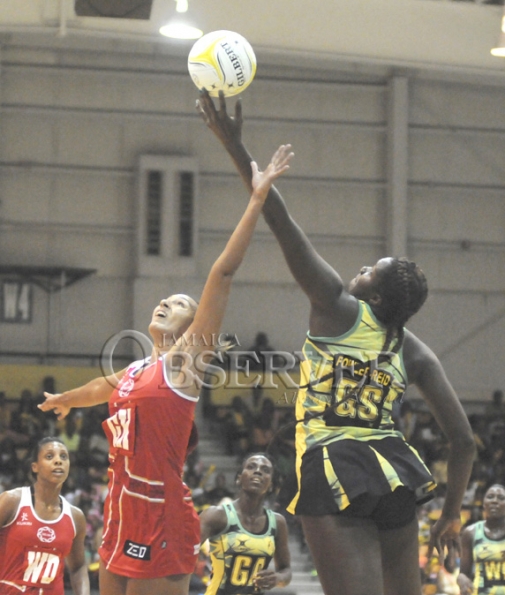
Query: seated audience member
0 436 19 490
246 332 276 372
0 392 11 440
205 472 234 505
222 396 253 457
484 389 505 422
9 389 46 453
251 398 278 452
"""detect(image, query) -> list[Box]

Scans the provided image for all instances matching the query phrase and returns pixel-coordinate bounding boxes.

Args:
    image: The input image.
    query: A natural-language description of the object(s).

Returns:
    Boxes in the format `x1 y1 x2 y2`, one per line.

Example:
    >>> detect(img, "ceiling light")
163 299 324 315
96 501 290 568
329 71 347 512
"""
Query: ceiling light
491 9 505 57
175 0 189 13
159 0 202 40
159 21 202 39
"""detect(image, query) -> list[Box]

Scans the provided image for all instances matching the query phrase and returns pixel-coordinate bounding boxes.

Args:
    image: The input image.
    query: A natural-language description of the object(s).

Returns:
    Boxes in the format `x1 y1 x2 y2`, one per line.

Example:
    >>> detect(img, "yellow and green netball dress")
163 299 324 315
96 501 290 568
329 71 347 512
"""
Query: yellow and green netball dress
287 300 436 515
473 521 505 595
206 502 277 595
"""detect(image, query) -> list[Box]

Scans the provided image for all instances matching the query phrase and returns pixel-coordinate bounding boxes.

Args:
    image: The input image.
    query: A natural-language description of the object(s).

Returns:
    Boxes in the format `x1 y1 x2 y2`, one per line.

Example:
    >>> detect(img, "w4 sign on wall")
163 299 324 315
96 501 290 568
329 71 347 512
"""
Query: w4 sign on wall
1 281 32 323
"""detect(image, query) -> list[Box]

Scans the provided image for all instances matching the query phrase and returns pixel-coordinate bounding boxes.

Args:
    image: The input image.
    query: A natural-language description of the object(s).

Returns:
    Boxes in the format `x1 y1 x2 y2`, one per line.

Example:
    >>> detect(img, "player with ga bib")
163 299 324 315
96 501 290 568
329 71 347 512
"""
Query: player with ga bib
0 437 89 594
200 453 291 595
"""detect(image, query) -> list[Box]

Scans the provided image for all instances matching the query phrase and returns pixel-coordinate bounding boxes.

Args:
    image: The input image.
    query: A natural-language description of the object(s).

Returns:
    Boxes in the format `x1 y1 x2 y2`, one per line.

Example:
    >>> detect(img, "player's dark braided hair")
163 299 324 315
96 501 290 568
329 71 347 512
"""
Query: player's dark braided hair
372 257 428 353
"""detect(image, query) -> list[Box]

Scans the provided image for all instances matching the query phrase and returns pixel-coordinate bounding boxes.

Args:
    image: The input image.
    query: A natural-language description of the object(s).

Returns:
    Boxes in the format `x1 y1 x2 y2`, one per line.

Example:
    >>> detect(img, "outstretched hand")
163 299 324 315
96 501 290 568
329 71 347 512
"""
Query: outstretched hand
251 145 294 203
196 89 242 147
38 392 71 421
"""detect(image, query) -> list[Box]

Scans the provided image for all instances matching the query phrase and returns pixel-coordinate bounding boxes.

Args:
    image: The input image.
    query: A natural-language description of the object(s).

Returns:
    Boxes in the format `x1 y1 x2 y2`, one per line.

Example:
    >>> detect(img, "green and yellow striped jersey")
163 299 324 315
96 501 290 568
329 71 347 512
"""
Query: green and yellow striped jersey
295 300 408 457
205 502 277 595
473 521 505 595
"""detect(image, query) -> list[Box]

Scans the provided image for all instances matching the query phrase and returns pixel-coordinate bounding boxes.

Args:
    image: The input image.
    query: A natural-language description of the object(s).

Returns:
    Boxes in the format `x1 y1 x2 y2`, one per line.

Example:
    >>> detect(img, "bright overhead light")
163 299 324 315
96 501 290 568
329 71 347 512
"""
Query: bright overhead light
491 46 505 57
491 11 505 57
175 0 189 13
159 21 202 40
159 0 202 39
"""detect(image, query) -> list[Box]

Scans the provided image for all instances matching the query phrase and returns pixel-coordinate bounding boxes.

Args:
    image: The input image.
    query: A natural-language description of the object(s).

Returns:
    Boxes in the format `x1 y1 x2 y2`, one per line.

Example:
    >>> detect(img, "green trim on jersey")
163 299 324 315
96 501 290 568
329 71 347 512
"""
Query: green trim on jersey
473 521 505 594
205 502 277 595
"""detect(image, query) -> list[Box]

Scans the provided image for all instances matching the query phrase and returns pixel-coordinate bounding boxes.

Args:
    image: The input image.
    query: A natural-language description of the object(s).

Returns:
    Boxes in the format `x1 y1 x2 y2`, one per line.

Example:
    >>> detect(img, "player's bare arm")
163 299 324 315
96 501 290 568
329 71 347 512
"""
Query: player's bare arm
196 89 347 316
67 507 90 595
38 370 125 420
199 505 228 544
404 331 475 558
0 489 21 527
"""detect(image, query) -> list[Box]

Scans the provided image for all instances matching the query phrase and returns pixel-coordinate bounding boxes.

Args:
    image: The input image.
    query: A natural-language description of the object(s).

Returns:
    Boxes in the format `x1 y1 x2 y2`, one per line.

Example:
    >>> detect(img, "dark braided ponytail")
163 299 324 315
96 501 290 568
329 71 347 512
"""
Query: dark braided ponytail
373 257 428 353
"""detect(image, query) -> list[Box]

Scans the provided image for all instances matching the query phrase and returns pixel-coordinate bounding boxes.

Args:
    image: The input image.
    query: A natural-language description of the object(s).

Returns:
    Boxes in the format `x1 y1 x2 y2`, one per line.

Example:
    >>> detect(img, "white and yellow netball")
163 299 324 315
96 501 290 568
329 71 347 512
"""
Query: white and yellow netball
188 30 257 97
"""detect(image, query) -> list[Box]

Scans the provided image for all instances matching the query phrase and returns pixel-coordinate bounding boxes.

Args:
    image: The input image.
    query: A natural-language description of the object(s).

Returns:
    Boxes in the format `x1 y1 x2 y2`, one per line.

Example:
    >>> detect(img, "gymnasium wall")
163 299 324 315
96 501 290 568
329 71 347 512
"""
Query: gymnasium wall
0 35 504 402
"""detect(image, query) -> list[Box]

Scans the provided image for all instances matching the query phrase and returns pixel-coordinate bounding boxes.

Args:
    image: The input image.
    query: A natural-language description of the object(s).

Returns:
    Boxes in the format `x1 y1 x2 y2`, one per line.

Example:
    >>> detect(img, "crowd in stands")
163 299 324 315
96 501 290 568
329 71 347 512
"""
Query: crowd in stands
1 373 504 594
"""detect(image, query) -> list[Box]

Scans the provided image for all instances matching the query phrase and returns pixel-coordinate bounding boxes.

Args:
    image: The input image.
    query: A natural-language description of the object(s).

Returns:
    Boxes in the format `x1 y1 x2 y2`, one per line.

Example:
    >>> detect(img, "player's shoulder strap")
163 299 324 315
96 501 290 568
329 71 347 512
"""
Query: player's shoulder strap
20 485 32 506
474 520 486 542
223 501 239 528
265 507 277 536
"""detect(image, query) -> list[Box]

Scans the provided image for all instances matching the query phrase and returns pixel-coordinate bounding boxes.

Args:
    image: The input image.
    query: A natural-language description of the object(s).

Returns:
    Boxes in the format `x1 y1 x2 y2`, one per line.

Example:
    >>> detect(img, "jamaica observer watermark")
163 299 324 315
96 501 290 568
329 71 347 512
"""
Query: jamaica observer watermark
99 329 302 403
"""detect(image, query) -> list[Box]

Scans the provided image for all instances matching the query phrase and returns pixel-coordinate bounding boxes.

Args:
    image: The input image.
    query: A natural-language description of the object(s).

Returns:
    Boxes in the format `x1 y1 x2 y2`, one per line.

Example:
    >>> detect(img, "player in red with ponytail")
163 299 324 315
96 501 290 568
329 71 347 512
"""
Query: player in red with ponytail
39 145 293 595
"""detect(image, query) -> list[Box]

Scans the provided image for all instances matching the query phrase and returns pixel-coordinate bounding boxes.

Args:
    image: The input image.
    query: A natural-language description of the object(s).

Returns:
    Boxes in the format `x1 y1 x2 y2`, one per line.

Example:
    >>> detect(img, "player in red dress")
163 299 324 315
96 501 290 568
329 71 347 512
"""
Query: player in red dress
39 145 293 595
0 437 89 594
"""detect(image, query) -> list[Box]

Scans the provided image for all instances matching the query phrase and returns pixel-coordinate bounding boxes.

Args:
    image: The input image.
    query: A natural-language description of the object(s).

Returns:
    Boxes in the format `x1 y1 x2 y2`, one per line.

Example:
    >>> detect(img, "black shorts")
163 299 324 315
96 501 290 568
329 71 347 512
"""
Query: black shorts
288 437 435 531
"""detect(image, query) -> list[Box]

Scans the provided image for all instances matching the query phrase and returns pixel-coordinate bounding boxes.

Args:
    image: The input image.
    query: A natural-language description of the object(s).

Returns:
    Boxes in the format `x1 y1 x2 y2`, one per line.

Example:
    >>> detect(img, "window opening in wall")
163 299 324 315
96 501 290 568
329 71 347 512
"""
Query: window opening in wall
178 171 194 257
138 155 198 276
146 170 162 255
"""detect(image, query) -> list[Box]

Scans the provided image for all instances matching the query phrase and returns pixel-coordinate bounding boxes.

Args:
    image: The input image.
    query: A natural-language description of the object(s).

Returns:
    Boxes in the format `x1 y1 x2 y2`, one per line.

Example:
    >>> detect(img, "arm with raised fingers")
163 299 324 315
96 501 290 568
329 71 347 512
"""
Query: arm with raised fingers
196 89 344 311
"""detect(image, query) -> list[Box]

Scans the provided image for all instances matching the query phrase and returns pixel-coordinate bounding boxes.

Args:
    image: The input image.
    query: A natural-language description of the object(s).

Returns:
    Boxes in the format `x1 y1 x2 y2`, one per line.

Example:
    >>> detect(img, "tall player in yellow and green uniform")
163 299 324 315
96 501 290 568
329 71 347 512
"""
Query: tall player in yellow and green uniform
459 484 505 595
196 89 476 595
200 454 291 595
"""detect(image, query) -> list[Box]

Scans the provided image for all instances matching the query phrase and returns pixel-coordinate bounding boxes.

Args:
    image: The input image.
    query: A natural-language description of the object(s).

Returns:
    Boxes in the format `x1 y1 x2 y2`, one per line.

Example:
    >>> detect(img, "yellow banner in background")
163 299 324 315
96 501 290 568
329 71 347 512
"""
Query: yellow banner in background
0 365 100 400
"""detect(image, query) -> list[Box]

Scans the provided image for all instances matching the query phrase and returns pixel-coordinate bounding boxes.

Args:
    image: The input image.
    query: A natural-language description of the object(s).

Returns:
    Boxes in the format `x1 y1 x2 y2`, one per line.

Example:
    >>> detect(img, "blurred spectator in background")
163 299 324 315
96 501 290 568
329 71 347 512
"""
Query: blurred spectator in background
222 396 252 457
398 400 418 442
205 472 234 505
251 398 278 452
35 376 58 435
9 389 46 454
0 392 11 440
484 389 505 422
430 444 449 490
58 414 81 465
468 414 491 464
247 332 276 372
58 411 86 486
0 436 20 491
436 551 460 595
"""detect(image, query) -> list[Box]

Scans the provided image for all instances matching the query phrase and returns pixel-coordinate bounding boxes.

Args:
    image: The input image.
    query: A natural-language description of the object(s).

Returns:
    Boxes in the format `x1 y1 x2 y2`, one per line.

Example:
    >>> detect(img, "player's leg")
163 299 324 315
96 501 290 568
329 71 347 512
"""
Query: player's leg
301 514 384 595
379 517 422 595
99 563 127 595
125 573 192 595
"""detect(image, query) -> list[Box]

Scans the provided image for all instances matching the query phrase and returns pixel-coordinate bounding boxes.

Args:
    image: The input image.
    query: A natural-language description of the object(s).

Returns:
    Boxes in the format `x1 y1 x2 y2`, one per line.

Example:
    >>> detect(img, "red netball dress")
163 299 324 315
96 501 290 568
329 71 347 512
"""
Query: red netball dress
0 486 76 594
99 356 201 578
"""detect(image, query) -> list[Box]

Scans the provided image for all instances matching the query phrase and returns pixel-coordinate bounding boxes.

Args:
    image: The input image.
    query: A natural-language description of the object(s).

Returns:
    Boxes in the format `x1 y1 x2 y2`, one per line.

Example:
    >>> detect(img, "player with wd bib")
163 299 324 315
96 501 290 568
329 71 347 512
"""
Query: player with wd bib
0 437 89 594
